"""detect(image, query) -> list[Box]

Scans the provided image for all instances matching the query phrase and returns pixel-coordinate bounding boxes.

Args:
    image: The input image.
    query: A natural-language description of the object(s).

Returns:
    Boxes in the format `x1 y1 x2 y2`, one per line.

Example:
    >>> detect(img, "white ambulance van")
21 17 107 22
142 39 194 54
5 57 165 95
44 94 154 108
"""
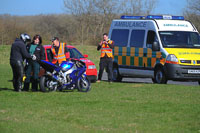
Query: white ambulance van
109 15 200 84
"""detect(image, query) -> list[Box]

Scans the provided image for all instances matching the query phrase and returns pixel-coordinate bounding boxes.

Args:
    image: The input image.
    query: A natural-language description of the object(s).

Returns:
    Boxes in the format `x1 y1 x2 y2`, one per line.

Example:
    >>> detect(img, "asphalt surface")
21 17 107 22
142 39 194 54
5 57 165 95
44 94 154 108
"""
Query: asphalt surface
101 72 199 86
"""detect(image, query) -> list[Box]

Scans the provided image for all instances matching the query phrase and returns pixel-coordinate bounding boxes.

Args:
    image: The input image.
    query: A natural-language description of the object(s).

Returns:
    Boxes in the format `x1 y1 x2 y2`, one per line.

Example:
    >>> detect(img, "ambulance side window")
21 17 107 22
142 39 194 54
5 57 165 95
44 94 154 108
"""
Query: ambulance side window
146 30 158 48
111 29 129 46
130 30 145 47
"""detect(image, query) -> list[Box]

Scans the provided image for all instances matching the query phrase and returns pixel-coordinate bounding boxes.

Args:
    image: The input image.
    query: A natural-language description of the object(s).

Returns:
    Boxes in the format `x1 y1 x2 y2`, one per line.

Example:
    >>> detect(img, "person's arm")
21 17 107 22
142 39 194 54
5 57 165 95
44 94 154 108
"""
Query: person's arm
97 41 103 51
21 43 32 59
107 41 114 49
40 46 45 60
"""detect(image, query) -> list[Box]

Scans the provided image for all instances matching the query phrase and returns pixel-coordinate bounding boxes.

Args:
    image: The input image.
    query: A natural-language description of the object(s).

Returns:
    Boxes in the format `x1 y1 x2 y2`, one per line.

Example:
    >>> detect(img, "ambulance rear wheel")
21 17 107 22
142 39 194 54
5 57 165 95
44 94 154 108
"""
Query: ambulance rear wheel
154 68 167 84
113 67 122 82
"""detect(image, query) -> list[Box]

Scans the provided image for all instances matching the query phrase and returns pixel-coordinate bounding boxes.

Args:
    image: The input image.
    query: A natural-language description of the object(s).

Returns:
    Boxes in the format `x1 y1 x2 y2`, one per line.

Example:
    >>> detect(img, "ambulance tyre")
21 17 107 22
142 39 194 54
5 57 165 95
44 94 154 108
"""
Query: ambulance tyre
198 81 200 85
152 78 156 83
113 66 122 82
154 67 167 84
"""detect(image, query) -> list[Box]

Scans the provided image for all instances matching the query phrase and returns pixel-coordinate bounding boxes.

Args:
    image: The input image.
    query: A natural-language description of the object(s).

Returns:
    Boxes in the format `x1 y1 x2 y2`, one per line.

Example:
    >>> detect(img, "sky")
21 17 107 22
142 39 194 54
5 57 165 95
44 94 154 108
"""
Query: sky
1 0 187 16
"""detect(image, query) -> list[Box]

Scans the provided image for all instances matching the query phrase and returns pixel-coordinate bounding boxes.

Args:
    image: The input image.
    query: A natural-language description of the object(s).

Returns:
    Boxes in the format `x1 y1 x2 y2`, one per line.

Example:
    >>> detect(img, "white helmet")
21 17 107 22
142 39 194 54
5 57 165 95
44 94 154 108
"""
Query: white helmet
20 33 31 43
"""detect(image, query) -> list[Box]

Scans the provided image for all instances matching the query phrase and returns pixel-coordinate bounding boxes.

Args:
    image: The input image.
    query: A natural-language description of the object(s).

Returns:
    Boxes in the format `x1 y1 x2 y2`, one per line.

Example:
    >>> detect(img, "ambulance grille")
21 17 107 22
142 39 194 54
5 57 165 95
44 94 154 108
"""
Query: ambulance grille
197 60 200 64
180 60 191 64
183 74 200 78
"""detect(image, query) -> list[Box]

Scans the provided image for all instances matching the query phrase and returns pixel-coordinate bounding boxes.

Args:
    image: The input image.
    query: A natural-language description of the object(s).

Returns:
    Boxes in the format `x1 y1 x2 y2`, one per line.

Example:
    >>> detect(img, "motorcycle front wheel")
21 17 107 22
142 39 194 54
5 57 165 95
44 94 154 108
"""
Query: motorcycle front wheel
77 76 91 92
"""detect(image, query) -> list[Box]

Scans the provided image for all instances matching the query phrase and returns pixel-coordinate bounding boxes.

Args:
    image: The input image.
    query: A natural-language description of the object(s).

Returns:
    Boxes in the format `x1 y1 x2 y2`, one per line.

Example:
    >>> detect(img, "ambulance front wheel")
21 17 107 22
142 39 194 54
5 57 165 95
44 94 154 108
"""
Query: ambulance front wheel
113 67 122 82
153 67 167 84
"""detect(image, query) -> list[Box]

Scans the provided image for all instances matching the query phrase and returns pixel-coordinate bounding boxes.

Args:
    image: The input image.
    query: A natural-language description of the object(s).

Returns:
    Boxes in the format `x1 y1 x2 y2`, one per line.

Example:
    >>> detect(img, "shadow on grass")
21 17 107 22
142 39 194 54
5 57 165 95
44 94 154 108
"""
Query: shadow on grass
0 80 13 91
100 79 152 84
0 88 13 91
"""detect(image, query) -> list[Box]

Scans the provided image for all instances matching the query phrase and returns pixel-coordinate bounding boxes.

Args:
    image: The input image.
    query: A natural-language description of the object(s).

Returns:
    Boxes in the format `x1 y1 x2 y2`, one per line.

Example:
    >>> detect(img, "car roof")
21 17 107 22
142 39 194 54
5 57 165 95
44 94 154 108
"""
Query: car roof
43 44 75 49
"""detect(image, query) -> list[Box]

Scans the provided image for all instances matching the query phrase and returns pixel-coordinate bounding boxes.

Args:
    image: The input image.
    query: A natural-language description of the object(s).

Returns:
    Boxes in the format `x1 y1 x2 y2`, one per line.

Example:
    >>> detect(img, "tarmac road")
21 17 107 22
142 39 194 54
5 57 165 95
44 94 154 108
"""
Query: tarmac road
101 72 199 86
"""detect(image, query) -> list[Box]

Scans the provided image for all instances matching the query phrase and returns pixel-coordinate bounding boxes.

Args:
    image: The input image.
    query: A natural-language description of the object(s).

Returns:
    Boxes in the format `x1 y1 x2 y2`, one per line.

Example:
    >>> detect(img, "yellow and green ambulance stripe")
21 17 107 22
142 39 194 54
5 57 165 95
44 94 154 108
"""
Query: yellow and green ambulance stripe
113 46 166 68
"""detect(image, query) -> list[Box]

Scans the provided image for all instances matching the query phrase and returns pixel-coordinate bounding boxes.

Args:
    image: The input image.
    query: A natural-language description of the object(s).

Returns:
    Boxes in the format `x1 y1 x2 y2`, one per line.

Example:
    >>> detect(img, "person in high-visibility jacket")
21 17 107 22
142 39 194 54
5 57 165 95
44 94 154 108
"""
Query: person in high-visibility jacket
97 33 114 83
51 37 69 65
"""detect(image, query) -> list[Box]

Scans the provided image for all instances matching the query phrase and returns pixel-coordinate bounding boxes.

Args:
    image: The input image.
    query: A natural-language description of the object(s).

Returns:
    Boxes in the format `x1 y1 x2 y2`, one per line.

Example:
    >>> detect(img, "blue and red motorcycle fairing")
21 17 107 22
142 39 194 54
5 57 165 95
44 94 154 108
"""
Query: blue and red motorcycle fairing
39 59 91 92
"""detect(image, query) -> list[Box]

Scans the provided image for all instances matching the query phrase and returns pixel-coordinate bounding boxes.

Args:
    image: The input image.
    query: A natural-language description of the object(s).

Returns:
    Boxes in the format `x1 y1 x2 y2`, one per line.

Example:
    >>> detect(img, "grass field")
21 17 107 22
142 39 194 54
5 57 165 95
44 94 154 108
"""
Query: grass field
0 45 200 132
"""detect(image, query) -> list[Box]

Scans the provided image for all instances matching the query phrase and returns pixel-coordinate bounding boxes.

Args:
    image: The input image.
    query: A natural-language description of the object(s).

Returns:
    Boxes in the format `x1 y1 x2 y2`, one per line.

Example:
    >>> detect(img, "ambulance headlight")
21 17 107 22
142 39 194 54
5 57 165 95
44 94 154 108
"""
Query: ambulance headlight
166 54 179 64
88 65 96 69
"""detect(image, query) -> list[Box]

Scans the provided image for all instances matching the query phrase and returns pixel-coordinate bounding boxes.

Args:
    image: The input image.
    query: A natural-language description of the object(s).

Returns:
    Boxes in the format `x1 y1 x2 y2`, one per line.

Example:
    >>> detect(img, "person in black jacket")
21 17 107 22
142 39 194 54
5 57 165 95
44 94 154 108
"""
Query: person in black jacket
23 34 45 92
10 33 33 92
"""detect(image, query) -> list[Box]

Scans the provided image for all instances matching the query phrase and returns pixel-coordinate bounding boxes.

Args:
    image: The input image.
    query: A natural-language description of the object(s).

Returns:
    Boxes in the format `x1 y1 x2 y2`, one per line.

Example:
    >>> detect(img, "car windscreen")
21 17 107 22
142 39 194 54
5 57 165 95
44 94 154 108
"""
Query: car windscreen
159 31 200 48
68 48 84 59
46 49 52 62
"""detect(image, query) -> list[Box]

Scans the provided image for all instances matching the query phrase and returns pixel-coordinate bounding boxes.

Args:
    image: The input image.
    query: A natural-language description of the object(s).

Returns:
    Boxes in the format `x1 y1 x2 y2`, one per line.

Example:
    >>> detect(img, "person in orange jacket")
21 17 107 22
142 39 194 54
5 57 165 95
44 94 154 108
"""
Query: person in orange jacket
97 33 114 83
51 37 69 65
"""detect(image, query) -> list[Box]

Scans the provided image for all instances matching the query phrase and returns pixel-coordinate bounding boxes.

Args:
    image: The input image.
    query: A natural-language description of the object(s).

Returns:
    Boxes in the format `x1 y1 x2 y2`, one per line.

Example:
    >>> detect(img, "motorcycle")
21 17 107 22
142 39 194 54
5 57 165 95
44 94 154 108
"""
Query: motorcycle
39 59 91 92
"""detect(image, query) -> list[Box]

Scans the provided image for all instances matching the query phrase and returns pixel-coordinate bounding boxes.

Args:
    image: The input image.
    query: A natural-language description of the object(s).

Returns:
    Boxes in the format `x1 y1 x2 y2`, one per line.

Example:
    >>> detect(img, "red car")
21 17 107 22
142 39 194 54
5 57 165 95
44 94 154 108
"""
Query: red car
41 45 97 82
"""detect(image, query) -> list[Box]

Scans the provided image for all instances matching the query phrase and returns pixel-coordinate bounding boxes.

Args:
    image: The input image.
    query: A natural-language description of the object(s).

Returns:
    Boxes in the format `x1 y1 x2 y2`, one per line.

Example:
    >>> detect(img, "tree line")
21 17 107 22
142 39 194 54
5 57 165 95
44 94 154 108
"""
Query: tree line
0 0 199 46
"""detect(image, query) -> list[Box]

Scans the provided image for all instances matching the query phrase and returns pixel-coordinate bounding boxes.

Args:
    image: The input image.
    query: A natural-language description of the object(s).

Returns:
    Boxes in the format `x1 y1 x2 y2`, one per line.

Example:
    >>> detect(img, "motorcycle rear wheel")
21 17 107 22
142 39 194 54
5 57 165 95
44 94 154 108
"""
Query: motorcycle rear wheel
77 76 91 92
39 76 57 92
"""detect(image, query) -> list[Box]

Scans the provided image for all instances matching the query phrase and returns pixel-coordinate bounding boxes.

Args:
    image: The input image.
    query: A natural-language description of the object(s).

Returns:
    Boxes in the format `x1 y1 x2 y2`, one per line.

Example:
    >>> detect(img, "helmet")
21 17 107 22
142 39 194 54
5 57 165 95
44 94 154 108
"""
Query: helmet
20 33 31 43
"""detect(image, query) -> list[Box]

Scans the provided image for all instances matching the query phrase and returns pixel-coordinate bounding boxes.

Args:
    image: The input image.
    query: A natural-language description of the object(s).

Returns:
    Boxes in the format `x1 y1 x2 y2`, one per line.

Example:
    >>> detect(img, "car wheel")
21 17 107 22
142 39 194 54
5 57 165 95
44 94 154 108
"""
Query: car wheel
154 67 167 84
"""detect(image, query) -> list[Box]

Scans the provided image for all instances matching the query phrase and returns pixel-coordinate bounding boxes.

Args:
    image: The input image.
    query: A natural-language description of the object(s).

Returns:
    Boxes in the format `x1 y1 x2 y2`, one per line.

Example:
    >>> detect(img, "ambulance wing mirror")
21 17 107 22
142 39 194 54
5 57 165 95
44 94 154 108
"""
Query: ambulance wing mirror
152 42 160 51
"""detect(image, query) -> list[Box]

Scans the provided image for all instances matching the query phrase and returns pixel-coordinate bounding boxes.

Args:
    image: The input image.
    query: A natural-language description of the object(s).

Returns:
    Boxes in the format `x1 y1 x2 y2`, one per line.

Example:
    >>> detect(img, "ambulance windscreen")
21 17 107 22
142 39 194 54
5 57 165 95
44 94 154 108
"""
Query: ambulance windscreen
159 31 200 48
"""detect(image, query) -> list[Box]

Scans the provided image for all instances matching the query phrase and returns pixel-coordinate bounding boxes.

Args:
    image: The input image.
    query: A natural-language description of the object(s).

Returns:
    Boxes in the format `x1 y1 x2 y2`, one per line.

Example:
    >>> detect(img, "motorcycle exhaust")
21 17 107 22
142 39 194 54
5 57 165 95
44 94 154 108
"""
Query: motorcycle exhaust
46 72 62 84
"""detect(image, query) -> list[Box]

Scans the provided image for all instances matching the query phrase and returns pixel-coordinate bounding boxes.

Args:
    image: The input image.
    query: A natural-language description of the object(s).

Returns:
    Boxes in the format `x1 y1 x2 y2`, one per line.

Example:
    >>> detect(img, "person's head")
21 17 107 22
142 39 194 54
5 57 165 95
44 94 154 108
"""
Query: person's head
51 37 60 47
103 33 108 41
20 33 31 44
32 34 42 45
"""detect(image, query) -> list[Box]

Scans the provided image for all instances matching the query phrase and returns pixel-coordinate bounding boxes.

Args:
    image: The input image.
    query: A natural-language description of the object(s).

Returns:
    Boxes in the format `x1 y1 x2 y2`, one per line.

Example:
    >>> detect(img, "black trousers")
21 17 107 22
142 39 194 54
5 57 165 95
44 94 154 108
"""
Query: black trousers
98 57 113 81
24 61 40 91
10 60 24 91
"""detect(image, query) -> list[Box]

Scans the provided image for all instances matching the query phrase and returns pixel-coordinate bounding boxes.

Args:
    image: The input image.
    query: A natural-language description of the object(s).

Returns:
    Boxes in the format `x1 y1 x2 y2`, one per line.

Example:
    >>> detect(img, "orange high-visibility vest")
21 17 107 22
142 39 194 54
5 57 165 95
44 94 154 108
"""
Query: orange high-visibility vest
100 40 113 58
51 43 66 64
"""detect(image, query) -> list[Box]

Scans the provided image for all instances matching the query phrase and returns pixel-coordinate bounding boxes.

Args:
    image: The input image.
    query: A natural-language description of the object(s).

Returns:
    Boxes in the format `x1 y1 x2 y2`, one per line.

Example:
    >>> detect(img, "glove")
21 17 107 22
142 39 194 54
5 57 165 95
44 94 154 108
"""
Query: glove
31 55 37 60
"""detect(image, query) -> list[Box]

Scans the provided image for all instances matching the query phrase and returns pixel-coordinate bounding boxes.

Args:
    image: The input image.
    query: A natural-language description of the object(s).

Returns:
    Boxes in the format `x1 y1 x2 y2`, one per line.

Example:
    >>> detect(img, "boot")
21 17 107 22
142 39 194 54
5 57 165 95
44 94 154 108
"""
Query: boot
22 82 29 91
32 79 38 92
14 79 22 92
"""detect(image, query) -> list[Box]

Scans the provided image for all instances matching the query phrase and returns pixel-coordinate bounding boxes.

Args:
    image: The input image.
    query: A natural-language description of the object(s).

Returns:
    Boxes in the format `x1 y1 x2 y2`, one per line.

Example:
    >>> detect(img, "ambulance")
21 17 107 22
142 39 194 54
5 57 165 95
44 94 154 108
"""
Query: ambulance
109 15 200 84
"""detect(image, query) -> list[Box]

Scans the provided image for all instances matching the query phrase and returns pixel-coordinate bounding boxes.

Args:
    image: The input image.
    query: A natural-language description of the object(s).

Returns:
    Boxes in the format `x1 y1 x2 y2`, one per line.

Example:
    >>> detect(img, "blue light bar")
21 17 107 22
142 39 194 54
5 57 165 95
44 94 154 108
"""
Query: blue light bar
120 15 145 19
121 15 185 20
146 15 184 20
172 16 184 20
146 15 163 19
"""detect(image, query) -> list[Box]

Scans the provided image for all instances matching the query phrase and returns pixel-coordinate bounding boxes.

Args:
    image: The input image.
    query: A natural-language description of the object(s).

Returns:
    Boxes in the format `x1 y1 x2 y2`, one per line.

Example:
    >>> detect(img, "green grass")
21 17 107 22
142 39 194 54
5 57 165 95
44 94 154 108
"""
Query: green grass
0 45 11 65
0 45 200 132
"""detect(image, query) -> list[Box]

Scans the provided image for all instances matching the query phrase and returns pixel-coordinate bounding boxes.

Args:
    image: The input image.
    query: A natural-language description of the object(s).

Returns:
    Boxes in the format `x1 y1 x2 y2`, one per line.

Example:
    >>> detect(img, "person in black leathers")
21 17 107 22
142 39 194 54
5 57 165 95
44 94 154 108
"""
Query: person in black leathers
10 33 35 92
23 35 45 91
